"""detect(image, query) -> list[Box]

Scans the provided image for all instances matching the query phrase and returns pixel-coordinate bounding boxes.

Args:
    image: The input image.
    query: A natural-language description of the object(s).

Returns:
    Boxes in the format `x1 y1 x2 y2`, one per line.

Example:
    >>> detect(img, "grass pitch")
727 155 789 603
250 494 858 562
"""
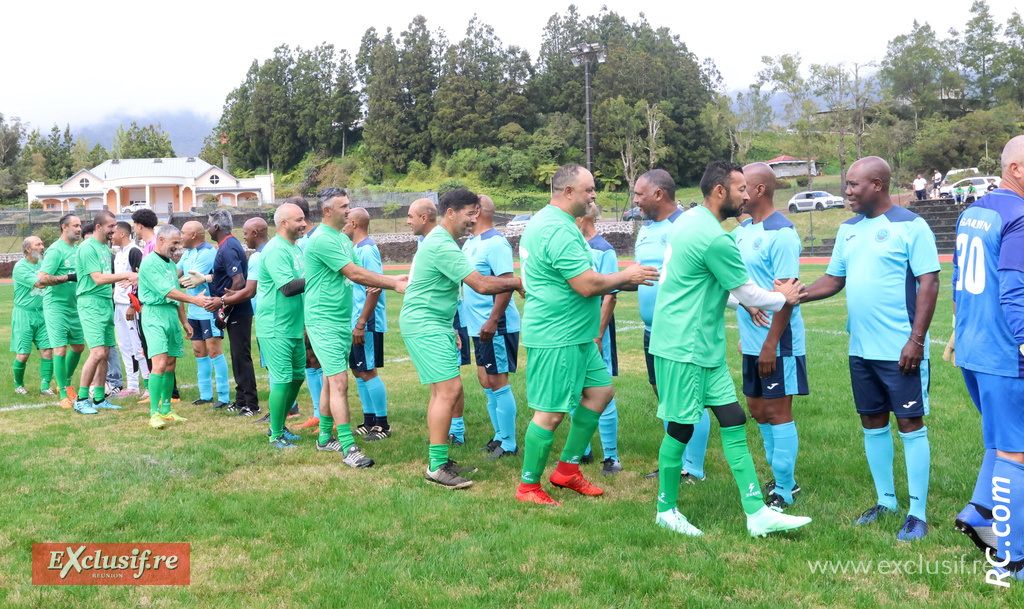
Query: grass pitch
0 263 1018 608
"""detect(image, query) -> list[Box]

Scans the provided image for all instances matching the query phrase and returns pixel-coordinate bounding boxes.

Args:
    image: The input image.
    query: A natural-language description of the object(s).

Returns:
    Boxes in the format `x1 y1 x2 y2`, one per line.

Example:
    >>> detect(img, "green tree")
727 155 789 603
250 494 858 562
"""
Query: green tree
111 121 175 159
759 54 820 187
43 124 74 181
962 0 1003 107
399 16 441 165
70 136 107 171
879 21 949 126
996 10 1024 106
810 63 852 187
359 28 410 179
381 201 401 233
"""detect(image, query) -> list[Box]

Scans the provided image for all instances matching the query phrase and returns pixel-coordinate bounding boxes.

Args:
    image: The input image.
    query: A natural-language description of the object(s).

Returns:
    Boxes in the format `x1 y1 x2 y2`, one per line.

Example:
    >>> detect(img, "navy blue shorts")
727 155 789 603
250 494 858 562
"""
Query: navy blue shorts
349 331 385 372
643 329 657 386
472 333 519 375
742 354 809 399
456 325 471 366
188 318 222 341
962 368 1024 452
849 356 929 418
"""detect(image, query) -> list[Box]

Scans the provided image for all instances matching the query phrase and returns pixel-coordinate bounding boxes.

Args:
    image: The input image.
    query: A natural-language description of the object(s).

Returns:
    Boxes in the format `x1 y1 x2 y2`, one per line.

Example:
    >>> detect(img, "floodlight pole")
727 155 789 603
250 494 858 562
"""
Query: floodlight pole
570 43 605 175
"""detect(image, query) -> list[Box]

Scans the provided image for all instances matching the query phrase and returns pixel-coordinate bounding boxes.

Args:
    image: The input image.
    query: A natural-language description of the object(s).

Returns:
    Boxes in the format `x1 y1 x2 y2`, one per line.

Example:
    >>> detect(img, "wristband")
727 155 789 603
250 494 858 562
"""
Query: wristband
221 296 226 308
910 337 925 348
66 273 77 282
517 276 523 291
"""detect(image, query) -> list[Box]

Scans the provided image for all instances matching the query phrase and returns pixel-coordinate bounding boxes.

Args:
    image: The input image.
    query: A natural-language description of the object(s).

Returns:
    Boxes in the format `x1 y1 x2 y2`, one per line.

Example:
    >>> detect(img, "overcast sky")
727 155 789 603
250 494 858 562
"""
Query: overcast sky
3 0 1020 130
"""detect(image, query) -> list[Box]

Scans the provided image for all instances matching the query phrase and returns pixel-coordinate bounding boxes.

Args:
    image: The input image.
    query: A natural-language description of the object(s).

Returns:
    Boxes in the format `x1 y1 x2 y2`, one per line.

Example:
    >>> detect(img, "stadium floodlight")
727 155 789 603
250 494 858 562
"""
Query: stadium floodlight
568 42 606 174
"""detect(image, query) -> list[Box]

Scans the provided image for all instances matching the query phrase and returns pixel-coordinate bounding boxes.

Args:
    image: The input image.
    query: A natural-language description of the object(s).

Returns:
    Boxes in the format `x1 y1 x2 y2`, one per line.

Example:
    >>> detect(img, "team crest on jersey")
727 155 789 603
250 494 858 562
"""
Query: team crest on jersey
753 237 764 250
874 228 890 243
660 235 667 245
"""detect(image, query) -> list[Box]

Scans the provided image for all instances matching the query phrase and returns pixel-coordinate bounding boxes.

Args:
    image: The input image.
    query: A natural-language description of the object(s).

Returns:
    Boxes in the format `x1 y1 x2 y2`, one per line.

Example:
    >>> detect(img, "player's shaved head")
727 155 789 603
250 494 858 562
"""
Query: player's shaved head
477 195 495 216
409 198 436 222
850 156 891 190
242 217 268 249
1002 135 1024 171
274 203 306 242
349 207 370 230
742 163 776 198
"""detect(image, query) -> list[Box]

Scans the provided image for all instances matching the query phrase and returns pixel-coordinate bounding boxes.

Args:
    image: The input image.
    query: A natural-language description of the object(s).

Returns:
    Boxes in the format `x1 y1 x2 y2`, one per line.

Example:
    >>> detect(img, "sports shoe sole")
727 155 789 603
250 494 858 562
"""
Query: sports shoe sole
955 517 1000 555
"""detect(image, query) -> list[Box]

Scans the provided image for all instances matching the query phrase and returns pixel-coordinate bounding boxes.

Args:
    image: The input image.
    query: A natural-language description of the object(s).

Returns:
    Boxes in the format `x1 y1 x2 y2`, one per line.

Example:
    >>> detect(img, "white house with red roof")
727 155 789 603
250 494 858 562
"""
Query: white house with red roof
27 158 275 214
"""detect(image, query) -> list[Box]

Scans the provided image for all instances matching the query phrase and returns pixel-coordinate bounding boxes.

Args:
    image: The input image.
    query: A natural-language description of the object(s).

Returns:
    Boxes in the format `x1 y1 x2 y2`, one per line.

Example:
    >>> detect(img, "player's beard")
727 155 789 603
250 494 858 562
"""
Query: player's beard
722 196 744 219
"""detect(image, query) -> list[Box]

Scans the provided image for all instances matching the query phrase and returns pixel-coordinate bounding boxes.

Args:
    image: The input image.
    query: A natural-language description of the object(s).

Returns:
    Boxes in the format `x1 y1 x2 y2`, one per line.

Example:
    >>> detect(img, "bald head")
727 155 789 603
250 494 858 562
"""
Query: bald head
349 207 370 230
181 221 205 248
741 162 776 213
243 217 268 250
845 156 893 216
410 198 436 222
407 198 438 236
1002 136 1024 172
850 156 891 189
274 203 306 242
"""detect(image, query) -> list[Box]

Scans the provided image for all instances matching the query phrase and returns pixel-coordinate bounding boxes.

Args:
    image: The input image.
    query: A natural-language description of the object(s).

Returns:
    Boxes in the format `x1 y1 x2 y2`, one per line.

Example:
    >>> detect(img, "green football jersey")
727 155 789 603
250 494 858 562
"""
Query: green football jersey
40 238 77 309
75 236 112 299
399 226 474 337
138 252 179 307
649 205 750 366
13 258 44 310
304 224 358 330
519 204 597 348
255 235 305 339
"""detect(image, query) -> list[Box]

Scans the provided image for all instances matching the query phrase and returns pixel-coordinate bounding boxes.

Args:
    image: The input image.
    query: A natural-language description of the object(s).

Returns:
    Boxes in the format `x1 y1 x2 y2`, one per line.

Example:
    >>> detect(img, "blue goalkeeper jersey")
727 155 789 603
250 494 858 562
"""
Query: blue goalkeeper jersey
826 206 940 361
634 208 684 332
733 212 806 356
953 188 1024 377
461 228 520 336
351 237 388 333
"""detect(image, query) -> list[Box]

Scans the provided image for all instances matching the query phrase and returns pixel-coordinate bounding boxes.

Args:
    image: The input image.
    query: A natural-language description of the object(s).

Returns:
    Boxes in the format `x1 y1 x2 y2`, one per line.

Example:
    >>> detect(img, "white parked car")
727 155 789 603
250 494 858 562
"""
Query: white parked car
940 176 1001 201
787 191 845 213
507 214 532 227
121 203 150 215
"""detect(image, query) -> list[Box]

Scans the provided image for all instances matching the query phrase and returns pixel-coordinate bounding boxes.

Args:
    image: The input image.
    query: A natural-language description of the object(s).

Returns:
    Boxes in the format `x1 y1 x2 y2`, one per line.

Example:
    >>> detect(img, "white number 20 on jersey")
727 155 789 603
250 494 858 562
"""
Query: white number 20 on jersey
955 233 986 295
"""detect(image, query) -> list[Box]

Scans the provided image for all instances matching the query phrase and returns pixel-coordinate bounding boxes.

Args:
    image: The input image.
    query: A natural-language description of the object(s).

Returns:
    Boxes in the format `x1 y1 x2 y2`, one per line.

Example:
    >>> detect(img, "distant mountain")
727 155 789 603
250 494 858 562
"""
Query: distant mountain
77 110 218 158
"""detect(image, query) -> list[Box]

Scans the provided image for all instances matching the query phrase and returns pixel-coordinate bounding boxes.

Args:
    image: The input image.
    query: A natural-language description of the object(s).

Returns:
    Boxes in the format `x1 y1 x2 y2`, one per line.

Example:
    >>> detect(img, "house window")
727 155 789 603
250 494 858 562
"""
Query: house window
80 178 90 189
210 175 220 185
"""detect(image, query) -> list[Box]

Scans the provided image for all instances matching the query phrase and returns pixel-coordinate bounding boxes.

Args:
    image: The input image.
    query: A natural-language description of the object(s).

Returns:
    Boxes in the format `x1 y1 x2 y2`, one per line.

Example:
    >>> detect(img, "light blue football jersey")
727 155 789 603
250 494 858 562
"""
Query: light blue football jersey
827 206 940 361
176 242 216 321
634 208 684 331
953 189 1024 377
461 228 520 336
351 237 388 332
587 233 618 356
733 212 805 356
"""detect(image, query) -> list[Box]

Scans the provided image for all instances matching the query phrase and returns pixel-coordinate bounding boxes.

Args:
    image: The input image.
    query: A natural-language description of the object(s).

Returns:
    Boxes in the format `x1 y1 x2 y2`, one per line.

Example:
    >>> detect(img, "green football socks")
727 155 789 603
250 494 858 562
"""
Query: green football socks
160 372 175 415
53 354 67 392
657 434 687 513
428 444 448 472
560 406 601 464
337 423 355 452
65 350 82 383
13 360 26 387
721 424 764 515
319 415 334 445
40 358 53 391
148 373 164 416
521 422 555 484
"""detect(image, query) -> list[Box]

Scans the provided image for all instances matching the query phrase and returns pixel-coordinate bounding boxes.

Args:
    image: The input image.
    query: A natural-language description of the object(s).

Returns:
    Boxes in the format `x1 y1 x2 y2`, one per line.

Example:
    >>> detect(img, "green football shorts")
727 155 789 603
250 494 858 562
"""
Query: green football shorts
141 304 183 358
404 332 460 385
260 337 306 384
45 306 83 348
655 357 737 424
10 308 50 353
307 324 353 377
526 342 611 413
78 295 115 348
